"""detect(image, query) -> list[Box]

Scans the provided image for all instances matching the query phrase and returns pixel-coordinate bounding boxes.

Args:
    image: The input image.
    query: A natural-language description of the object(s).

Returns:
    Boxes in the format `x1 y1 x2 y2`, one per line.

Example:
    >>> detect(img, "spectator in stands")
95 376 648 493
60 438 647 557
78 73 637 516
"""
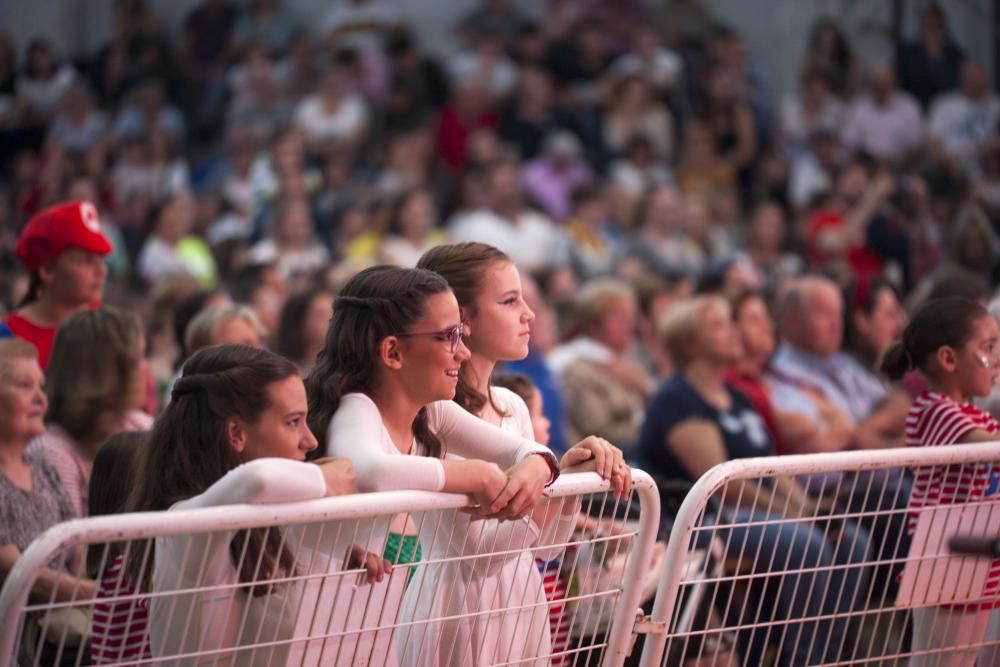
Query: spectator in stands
15 38 77 128
549 278 652 453
137 193 217 287
561 183 623 280
47 81 108 158
184 304 266 355
778 69 844 158
609 27 683 98
801 18 859 99
418 241 622 665
126 344 384 666
5 200 111 368
637 295 870 666
293 64 369 157
31 307 151 517
435 78 500 172
745 200 801 289
447 27 519 100
275 287 333 375
676 120 736 198
0 339 96 663
698 66 757 200
608 134 674 202
806 163 894 285
88 430 151 664
770 276 907 450
309 264 623 665
603 75 674 161
448 158 562 273
230 262 288 334
627 184 704 279
844 277 907 374
248 196 329 281
928 61 1000 176
111 79 186 148
521 130 594 222
788 127 839 212
377 188 445 268
500 66 560 161
947 202 1000 285
896 3 965 110
841 64 924 163
503 274 570 454
881 297 1000 666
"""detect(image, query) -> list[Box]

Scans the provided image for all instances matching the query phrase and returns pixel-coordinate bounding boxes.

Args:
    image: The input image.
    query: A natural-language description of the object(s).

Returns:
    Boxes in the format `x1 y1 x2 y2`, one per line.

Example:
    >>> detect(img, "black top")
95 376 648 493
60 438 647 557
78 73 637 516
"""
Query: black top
637 375 774 483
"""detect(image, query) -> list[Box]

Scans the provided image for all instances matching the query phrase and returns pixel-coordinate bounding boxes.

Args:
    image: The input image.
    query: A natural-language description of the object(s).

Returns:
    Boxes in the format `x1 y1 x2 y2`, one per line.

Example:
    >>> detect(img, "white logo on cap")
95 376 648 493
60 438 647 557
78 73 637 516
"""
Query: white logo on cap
80 202 100 232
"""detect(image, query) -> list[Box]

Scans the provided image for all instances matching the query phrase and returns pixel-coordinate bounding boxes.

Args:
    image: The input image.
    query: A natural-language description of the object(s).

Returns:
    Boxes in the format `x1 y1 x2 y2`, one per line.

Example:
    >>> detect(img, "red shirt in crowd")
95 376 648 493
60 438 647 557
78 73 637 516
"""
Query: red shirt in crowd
905 390 1000 610
5 314 57 369
725 370 787 455
806 209 884 283
435 106 500 171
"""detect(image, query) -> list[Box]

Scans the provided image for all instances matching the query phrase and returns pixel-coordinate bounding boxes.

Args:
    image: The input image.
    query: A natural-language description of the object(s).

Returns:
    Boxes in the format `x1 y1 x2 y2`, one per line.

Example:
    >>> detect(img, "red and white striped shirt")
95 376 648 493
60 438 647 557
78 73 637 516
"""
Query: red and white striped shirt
538 558 572 665
905 391 1000 609
91 554 151 664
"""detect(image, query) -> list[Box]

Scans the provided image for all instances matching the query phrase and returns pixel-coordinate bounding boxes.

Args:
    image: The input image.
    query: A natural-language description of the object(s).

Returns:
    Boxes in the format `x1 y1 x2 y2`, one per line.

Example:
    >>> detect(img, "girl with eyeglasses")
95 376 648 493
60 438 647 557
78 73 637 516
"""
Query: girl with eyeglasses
307 265 622 666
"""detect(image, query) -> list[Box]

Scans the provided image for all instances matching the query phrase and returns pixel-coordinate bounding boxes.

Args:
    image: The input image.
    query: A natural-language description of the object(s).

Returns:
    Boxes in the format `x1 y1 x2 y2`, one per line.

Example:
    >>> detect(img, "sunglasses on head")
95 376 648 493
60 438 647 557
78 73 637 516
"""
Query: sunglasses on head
396 322 465 353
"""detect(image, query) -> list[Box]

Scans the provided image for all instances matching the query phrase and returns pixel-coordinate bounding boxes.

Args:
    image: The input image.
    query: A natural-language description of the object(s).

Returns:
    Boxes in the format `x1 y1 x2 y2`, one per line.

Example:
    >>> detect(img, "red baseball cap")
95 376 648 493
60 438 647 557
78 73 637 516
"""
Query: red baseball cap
15 200 113 272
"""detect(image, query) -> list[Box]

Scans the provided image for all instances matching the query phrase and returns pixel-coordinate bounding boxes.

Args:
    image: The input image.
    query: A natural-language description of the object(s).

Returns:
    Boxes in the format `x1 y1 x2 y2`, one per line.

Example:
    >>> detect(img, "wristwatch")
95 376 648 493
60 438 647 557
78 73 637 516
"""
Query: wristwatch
530 450 560 487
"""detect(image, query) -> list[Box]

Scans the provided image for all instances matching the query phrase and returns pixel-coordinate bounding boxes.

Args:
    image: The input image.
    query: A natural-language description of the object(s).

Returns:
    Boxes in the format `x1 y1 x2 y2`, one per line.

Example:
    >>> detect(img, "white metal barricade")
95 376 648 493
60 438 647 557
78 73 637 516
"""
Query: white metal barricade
637 443 1000 667
0 470 659 667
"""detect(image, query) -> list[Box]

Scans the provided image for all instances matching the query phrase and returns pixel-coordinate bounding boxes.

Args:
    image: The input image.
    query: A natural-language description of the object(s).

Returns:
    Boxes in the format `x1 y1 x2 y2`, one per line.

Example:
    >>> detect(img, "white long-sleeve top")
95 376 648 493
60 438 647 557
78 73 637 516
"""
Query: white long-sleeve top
149 458 403 667
326 391 575 666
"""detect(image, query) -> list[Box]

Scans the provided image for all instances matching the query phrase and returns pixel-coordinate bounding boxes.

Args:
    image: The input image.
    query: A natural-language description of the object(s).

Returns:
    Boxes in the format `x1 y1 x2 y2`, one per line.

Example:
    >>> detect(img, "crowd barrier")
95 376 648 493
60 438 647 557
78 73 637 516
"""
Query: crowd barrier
0 470 660 667
636 442 1000 667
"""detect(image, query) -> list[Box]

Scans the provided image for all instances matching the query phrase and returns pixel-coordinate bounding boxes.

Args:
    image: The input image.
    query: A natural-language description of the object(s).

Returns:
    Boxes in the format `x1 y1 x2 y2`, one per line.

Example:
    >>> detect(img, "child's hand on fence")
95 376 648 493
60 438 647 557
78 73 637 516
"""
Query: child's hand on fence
313 457 357 497
347 545 392 585
560 436 631 499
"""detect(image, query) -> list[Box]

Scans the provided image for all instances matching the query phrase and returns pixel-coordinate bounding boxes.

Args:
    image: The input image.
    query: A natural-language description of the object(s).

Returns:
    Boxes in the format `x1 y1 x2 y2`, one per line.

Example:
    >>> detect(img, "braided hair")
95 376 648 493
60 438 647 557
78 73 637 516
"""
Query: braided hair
306 265 450 458
126 344 300 594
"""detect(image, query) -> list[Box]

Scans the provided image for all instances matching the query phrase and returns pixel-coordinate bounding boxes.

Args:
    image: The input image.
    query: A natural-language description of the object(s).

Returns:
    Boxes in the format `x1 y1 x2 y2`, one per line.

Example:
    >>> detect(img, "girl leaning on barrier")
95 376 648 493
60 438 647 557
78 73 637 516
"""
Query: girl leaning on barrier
126 343 389 667
419 242 630 665
0 339 96 664
881 296 1000 667
306 265 627 667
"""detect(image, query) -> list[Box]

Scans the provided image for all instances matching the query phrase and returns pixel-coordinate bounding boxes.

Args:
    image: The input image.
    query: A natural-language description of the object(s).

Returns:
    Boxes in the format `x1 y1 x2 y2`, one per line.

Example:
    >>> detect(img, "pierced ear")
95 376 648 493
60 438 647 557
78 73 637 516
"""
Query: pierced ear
226 417 246 453
379 336 405 370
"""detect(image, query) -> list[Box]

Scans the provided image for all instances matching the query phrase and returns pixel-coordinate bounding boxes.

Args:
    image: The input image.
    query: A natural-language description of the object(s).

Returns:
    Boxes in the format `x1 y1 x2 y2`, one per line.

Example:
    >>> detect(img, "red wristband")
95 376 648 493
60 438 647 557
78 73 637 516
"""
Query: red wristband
530 451 560 487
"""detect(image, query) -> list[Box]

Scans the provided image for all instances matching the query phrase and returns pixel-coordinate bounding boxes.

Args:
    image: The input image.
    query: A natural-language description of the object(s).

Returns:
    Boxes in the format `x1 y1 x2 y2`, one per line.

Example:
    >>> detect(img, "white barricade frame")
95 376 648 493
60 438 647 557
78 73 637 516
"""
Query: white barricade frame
638 442 1000 667
0 470 660 667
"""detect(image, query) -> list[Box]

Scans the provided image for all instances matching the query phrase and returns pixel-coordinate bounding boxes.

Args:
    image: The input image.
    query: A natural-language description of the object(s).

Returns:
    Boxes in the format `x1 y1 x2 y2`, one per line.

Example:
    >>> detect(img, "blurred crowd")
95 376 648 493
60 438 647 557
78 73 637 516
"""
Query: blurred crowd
0 0 998 445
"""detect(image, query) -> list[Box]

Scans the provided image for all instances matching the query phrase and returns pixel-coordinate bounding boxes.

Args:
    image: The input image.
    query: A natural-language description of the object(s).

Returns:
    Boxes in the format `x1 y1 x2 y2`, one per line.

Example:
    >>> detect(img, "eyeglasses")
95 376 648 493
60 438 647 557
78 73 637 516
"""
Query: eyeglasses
396 322 465 353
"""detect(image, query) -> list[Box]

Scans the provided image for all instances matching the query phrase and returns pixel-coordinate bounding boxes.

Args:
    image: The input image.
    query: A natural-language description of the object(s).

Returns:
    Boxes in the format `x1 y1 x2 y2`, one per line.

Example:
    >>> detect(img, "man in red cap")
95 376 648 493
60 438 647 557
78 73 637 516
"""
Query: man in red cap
4 200 112 368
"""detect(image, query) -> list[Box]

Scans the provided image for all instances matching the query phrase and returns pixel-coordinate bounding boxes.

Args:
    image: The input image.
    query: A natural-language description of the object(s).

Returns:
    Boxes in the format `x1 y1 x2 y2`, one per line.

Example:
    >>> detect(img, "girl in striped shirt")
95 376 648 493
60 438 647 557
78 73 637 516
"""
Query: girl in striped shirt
881 297 1000 667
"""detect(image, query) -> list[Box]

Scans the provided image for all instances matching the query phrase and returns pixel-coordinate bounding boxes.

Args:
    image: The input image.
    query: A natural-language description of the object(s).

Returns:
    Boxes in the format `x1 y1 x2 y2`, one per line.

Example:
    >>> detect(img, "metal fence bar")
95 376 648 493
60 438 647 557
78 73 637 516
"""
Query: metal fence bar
0 469 659 667
638 442 1000 667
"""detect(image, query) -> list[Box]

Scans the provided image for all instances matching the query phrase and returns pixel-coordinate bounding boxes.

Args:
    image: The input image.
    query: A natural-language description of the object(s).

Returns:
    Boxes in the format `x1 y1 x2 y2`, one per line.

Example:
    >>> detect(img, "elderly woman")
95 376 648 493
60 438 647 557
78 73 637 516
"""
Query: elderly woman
30 307 152 517
0 340 96 661
636 296 870 667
